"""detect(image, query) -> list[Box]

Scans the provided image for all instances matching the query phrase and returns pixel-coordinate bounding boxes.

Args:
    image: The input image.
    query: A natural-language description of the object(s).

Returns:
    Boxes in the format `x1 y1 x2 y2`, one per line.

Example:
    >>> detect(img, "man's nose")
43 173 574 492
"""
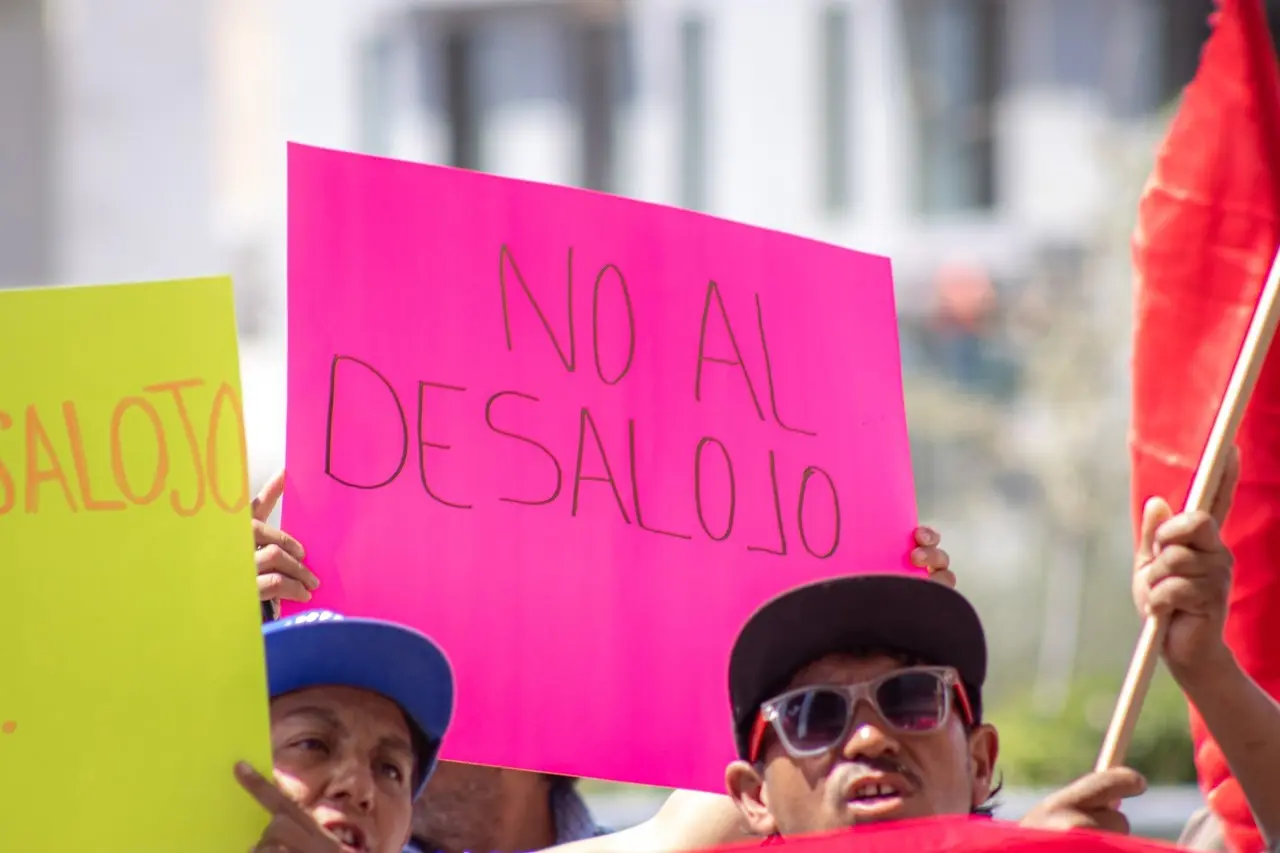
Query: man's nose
326 755 376 812
839 704 901 760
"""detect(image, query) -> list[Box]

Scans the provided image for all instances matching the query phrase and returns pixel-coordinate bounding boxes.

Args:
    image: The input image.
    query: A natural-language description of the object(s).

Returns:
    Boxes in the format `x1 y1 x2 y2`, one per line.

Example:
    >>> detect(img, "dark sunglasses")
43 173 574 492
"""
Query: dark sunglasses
747 666 974 762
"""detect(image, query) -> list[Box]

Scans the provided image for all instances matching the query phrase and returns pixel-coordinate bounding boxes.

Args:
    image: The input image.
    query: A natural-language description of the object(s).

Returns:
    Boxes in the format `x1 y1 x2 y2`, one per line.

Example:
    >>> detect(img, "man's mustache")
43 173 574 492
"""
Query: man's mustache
836 754 924 791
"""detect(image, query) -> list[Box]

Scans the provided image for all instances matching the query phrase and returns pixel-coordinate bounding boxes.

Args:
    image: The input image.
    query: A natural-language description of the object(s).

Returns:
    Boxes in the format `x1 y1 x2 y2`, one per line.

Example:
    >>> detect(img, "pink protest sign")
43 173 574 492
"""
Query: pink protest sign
285 143 918 791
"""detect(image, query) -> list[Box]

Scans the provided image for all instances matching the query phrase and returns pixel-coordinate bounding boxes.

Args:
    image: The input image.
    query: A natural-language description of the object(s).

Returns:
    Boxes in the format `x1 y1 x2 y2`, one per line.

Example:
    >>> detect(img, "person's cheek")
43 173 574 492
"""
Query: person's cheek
381 796 416 853
817 778 848 831
940 746 976 814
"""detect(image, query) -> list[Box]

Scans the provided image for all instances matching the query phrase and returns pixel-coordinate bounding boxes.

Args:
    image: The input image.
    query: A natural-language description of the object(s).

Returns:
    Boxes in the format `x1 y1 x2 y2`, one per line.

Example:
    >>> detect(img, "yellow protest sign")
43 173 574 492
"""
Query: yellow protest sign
0 278 271 852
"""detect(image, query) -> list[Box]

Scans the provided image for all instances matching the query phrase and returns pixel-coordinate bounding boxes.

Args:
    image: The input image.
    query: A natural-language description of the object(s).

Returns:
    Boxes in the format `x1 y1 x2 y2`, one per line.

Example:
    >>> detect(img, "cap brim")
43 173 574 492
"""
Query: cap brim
728 574 986 758
263 615 454 794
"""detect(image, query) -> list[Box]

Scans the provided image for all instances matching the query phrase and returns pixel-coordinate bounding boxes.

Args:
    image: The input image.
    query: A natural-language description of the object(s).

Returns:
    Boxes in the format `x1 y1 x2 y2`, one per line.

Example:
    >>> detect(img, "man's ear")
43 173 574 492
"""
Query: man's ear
966 723 999 810
725 760 778 837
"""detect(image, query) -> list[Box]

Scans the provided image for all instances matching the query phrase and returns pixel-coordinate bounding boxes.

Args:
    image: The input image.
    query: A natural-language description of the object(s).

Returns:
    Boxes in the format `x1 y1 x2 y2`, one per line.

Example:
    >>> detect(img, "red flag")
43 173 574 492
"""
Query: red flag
1130 1 1280 851
710 817 1190 852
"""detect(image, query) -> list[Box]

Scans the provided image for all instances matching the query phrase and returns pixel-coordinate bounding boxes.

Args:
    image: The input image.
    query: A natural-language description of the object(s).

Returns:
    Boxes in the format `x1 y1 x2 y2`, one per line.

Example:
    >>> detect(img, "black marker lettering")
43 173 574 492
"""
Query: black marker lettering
797 466 840 559
499 243 577 372
592 263 636 385
746 450 788 556
694 436 736 542
628 419 691 539
694 280 764 420
324 355 408 490
756 293 817 437
416 381 472 510
571 406 631 523
484 390 562 506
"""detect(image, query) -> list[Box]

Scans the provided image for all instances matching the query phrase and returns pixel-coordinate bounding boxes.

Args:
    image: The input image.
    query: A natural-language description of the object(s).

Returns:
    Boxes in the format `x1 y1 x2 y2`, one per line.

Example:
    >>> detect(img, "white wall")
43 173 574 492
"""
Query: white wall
352 0 1162 292
48 0 218 285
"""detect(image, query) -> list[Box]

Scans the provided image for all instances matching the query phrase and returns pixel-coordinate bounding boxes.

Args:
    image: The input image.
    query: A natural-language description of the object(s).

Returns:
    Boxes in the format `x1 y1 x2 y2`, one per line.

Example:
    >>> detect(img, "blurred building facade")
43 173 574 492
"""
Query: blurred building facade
351 0 1208 288
0 0 217 289
0 0 1225 468
0 0 1252 681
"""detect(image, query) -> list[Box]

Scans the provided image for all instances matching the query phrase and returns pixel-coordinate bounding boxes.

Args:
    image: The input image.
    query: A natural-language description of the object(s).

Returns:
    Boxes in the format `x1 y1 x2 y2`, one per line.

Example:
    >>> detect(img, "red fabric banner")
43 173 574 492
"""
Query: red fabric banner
1129 1 1280 851
721 817 1189 852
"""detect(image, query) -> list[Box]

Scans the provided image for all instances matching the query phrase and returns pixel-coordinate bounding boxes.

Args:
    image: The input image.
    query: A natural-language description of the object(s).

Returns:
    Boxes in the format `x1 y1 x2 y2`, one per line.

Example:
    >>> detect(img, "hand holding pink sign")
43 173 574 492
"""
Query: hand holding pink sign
285 144 918 790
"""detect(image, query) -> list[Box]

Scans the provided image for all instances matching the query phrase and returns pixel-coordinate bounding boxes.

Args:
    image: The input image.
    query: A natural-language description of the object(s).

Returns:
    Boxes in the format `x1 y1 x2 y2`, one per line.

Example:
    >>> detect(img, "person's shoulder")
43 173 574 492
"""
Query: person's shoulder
542 789 749 853
551 777 610 844
628 790 750 850
1178 806 1226 852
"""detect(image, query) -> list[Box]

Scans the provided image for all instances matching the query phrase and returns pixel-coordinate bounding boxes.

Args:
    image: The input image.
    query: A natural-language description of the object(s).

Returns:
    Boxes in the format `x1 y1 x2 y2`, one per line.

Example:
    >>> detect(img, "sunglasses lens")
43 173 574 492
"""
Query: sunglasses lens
876 671 948 731
776 689 851 752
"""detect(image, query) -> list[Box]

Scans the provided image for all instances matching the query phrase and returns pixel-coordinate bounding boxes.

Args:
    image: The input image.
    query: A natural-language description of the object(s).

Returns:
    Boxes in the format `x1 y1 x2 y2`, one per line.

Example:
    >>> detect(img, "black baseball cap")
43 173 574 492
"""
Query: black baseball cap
728 574 987 759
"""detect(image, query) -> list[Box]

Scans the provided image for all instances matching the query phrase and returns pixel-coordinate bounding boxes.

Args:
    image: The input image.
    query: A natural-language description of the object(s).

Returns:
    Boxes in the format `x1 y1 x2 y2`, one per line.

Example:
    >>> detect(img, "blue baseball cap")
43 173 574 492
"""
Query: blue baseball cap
263 610 454 797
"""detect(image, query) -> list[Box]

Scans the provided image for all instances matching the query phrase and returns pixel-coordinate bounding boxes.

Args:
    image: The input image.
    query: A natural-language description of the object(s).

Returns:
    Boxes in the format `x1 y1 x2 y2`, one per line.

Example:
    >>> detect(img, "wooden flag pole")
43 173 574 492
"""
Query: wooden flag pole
1096 243 1280 772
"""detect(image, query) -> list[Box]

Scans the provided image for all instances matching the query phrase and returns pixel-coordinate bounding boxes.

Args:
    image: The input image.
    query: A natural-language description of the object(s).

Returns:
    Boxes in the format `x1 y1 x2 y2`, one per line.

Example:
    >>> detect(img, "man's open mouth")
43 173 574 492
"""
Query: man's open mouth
325 821 369 852
849 781 902 802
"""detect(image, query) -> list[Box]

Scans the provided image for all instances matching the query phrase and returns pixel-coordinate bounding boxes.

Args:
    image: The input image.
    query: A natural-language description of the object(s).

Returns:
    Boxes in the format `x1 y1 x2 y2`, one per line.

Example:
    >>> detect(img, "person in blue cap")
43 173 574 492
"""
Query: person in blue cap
234 610 454 853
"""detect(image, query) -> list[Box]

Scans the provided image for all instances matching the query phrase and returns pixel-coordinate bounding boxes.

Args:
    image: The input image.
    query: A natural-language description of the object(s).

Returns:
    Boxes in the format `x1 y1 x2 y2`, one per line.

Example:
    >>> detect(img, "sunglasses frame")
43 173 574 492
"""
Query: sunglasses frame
749 665 974 763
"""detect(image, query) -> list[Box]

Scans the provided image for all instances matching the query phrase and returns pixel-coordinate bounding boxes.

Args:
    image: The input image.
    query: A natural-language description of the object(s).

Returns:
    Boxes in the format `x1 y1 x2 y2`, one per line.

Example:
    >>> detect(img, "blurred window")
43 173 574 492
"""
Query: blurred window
678 13 708 211
901 0 1004 215
819 2 853 214
365 2 627 190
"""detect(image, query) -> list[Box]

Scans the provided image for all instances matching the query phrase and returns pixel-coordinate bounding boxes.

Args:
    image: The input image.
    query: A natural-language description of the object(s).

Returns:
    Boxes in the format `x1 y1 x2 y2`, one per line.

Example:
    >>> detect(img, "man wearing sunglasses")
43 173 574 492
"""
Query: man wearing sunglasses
722 574 1145 839
549 450 1280 850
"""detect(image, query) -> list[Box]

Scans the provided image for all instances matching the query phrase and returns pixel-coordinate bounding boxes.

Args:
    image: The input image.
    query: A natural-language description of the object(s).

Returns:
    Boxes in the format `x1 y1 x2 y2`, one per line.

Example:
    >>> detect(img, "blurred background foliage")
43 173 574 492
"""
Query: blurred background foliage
993 669 1195 787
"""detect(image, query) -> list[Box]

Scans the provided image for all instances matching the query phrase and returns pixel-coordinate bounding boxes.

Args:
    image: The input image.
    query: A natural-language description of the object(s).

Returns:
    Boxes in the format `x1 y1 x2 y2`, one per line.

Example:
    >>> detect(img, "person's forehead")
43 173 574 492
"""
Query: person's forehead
785 652 911 689
271 685 412 742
